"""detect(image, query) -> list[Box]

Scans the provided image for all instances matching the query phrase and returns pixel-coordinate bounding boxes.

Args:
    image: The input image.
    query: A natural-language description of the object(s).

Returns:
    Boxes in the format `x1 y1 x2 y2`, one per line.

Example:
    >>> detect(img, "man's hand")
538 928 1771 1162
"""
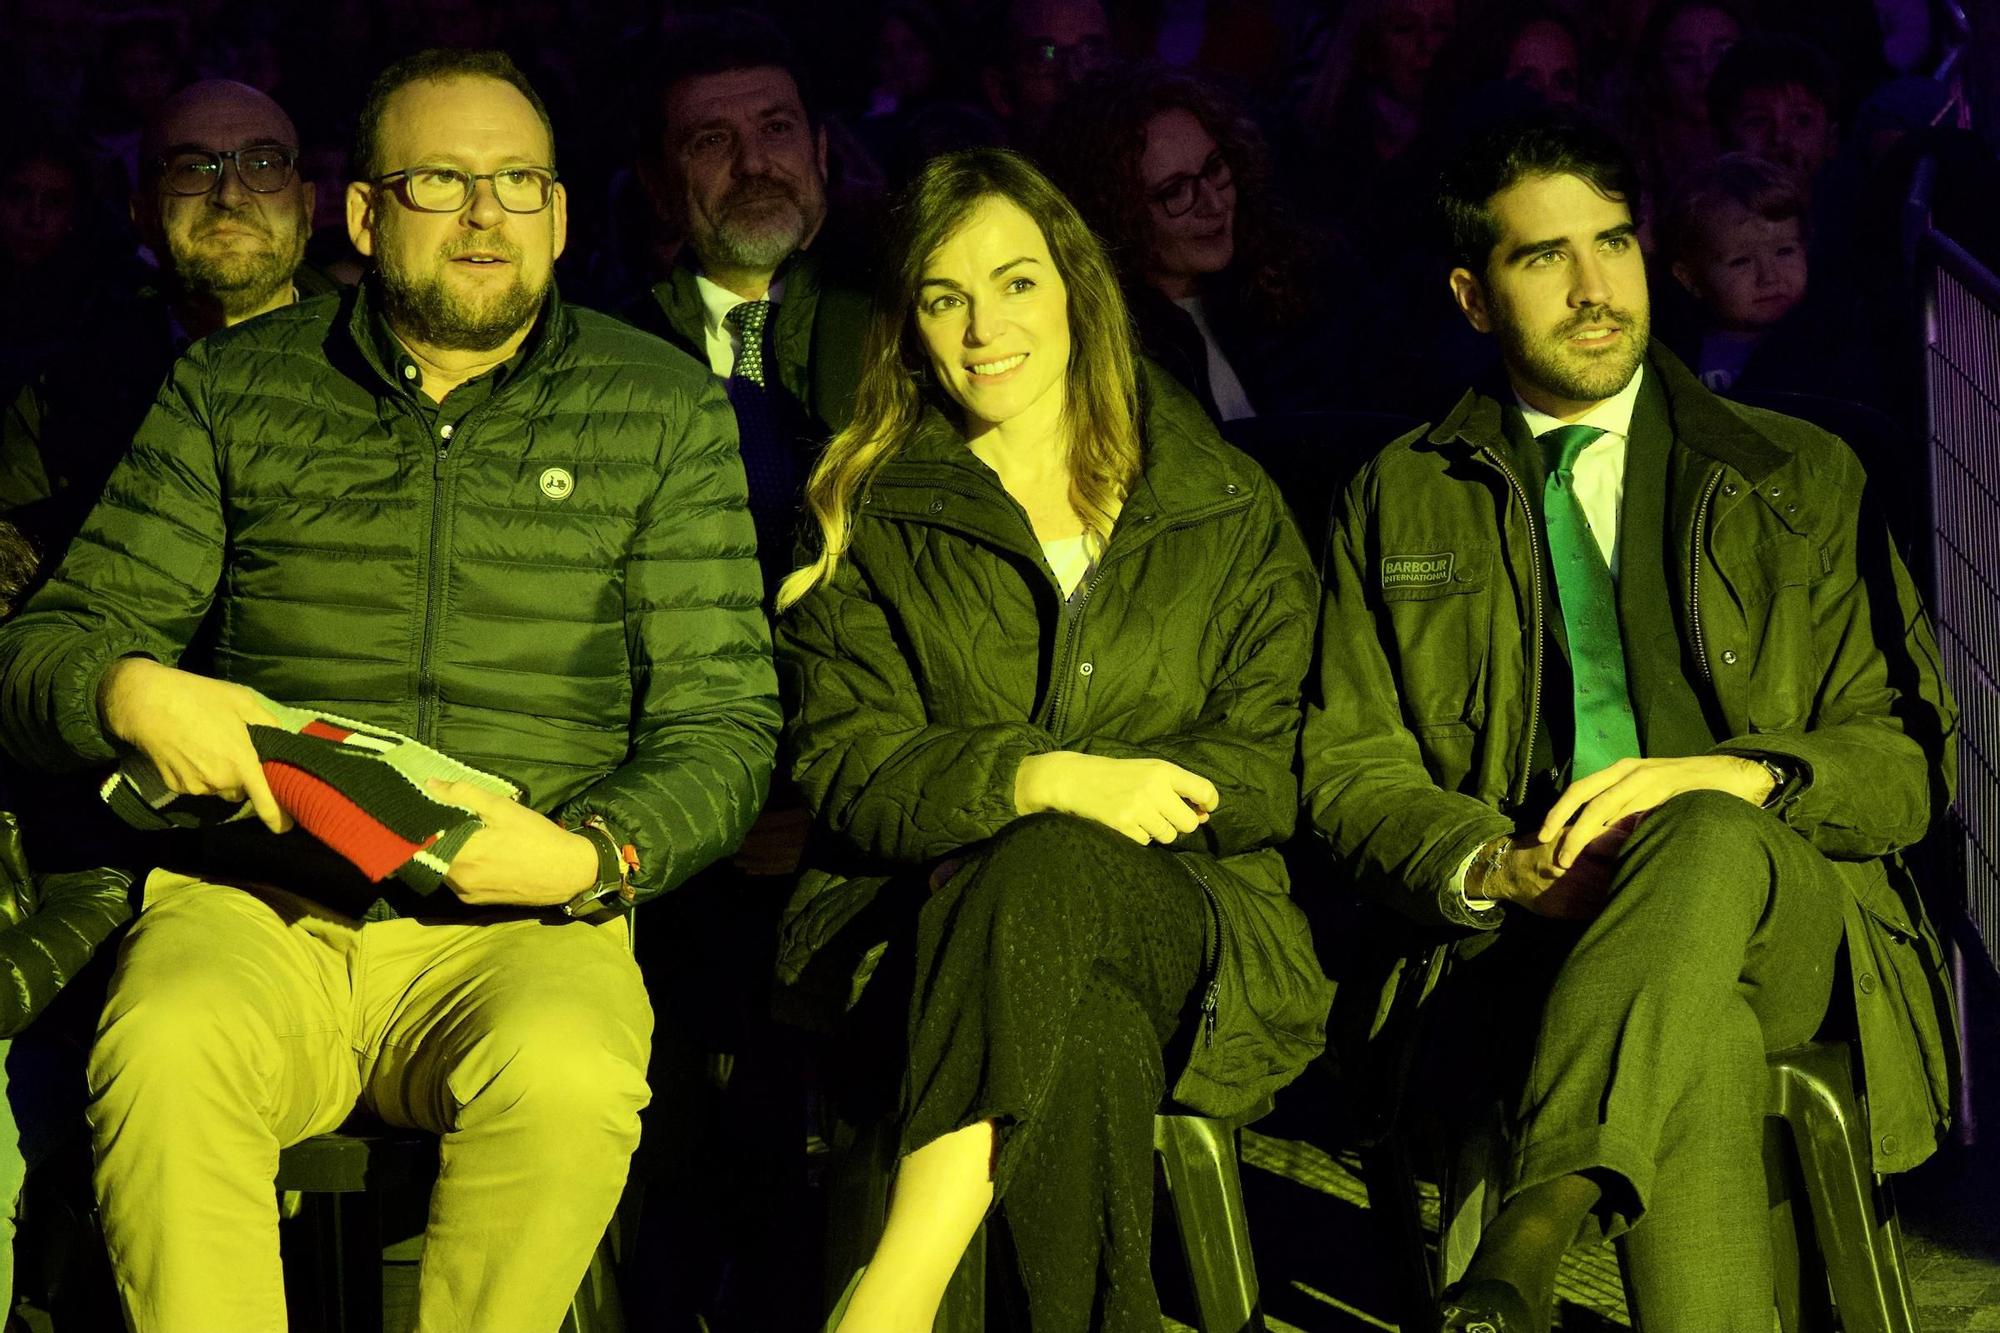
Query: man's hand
1471 825 1631 920
425 779 598 908
1014 751 1219 846
98 658 293 834
1535 755 1774 870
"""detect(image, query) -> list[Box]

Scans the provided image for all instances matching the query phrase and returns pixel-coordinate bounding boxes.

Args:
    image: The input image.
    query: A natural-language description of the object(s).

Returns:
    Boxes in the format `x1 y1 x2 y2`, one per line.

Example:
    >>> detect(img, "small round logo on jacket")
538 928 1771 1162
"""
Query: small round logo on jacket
539 467 574 501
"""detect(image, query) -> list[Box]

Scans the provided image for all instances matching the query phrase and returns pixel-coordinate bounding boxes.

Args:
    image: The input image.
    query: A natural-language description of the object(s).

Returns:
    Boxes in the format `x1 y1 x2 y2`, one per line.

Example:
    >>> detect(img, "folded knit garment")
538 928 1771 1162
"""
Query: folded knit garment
101 695 519 893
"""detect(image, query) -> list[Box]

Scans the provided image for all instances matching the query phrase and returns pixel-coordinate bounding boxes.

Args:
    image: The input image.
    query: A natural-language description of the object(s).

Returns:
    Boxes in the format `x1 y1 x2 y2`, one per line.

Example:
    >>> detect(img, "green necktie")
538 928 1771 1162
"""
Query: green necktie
1540 423 1641 779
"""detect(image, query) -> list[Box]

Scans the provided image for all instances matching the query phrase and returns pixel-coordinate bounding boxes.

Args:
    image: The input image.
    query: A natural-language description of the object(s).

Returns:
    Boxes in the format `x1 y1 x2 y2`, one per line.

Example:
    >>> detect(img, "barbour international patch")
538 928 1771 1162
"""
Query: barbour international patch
1381 552 1455 588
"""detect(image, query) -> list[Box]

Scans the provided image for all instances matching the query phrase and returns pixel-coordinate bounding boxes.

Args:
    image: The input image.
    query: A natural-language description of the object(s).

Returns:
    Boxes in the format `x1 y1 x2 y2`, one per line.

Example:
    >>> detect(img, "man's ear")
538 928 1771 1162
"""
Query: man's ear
815 122 829 183
1670 259 1700 299
982 66 1014 120
346 180 376 258
1449 266 1492 333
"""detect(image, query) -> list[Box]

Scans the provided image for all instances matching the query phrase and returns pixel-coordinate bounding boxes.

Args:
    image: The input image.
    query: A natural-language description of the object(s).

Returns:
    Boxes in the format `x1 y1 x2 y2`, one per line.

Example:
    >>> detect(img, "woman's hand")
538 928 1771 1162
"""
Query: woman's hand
1014 751 1219 845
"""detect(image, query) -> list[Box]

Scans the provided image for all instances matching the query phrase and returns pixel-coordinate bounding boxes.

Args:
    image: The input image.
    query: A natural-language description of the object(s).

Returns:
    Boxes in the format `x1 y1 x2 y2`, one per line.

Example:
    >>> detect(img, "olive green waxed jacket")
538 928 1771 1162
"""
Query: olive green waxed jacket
0 283 780 912
774 369 1336 1117
1303 348 1959 1174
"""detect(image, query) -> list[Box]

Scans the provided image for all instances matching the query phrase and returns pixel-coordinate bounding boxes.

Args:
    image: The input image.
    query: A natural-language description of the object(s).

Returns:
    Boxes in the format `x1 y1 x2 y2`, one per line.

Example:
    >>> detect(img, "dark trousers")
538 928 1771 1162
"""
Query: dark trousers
1437 790 1847 1331
883 813 1209 1333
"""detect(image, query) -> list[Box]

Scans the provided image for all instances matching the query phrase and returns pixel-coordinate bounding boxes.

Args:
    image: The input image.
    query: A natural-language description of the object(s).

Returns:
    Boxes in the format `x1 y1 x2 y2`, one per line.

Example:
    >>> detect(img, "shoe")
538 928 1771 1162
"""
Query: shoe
1438 1277 1539 1333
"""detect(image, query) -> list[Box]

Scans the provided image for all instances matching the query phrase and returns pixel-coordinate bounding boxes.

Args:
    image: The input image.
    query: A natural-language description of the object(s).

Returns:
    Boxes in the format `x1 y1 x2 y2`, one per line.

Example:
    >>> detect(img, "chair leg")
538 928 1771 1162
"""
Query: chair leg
1360 1136 1441 1333
1154 1114 1261 1333
561 1226 628 1333
332 1192 385 1333
1768 1046 1918 1333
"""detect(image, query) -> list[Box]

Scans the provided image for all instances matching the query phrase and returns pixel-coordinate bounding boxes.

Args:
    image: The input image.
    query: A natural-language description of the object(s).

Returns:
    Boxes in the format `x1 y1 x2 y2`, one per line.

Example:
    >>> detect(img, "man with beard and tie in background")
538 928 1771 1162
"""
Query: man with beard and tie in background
1 80 334 582
631 9 867 601
0 48 777 1332
1303 115 1956 1331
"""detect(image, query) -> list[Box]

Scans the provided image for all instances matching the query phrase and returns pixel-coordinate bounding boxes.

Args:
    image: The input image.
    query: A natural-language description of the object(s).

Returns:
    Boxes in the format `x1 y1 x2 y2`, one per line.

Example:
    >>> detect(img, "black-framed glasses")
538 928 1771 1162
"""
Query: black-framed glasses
1150 151 1233 218
372 165 559 214
156 145 299 197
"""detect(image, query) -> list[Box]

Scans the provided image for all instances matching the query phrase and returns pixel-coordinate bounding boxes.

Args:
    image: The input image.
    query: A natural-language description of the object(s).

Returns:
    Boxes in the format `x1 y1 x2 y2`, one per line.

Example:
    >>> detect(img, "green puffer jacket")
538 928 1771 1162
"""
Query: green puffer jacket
0 282 780 911
773 369 1336 1118
1303 348 1959 1174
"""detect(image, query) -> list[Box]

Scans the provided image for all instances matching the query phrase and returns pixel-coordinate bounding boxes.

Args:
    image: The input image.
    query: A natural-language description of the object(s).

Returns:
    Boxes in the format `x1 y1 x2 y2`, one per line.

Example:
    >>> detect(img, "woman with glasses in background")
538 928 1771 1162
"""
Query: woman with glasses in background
1044 64 1361 426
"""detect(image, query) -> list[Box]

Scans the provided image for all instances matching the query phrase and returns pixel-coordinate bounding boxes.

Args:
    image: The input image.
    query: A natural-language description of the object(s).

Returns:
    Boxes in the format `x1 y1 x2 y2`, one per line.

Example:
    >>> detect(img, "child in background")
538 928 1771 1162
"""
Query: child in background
1661 152 1812 394
0 519 134 1318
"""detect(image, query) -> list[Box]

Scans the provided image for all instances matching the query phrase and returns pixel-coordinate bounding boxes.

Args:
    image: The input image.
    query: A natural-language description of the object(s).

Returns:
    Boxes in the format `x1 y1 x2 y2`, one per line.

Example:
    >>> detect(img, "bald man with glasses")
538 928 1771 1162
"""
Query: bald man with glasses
1 79 334 588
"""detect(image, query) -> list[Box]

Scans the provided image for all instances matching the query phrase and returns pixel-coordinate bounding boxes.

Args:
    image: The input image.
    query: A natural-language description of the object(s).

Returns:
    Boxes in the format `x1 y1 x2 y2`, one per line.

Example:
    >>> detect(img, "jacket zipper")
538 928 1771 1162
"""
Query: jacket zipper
1177 859 1228 1045
1689 467 1724 685
1483 450 1546 806
411 399 499 742
1042 562 1104 737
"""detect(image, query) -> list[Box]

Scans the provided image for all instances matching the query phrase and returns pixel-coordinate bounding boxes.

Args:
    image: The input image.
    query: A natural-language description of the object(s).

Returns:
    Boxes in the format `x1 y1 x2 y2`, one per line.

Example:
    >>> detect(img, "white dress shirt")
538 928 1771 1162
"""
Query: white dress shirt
694 273 787 378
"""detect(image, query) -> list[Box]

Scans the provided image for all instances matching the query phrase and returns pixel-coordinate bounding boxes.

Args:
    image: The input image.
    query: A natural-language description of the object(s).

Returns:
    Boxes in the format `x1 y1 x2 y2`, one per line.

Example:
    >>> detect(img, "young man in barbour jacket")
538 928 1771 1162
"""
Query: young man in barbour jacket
0 52 777 1333
1303 115 1956 1332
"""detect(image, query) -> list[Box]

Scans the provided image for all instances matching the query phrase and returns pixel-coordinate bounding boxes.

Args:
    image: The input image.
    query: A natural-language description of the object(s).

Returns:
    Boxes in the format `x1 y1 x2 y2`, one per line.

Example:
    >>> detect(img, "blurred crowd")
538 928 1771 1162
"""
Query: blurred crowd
1 0 1995 559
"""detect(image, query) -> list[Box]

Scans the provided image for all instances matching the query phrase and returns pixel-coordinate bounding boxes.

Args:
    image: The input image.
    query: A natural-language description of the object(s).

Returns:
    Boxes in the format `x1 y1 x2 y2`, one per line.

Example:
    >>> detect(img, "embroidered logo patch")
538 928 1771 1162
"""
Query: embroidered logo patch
539 467 574 501
1381 552 1454 588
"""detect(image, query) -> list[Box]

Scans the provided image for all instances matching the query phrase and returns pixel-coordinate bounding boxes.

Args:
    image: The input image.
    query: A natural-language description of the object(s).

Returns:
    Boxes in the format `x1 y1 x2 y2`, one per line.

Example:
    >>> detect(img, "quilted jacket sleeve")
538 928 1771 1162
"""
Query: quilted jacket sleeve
552 378 780 901
1076 478 1315 857
0 349 227 772
777 554 1055 866
1301 468 1513 928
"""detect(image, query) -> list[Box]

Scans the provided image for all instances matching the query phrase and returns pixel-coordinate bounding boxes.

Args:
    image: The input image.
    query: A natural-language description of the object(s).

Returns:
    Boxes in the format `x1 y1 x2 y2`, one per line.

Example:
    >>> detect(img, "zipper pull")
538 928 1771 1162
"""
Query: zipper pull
437 420 455 462
1201 976 1221 1046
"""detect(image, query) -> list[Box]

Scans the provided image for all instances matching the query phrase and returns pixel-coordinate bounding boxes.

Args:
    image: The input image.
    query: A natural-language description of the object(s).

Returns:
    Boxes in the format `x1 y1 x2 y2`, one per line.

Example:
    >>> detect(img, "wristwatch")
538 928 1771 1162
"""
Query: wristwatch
563 816 639 918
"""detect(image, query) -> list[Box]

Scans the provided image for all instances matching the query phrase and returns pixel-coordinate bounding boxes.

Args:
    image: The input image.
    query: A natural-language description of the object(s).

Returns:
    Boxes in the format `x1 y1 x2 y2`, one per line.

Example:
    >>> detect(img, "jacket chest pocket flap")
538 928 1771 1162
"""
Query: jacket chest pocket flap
1378 545 1493 727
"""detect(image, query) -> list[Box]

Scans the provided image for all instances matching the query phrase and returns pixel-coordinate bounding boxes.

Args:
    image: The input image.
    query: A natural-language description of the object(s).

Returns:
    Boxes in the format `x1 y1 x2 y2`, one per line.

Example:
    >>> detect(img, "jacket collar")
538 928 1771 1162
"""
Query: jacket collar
653 249 820 349
1427 343 1790 484
870 361 1253 527
341 275 567 399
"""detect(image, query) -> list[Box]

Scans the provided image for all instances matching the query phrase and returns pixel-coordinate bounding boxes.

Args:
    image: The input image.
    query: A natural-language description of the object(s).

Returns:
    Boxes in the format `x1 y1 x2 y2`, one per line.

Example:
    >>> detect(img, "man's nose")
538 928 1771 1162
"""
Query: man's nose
463 177 507 228
211 160 250 208
734 133 771 176
1571 253 1614 308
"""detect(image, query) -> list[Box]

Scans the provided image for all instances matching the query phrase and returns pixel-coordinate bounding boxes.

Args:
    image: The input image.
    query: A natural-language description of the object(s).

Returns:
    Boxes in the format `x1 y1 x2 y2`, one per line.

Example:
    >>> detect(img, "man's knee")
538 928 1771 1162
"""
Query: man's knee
1627 789 1772 863
971 812 1143 923
455 992 653 1148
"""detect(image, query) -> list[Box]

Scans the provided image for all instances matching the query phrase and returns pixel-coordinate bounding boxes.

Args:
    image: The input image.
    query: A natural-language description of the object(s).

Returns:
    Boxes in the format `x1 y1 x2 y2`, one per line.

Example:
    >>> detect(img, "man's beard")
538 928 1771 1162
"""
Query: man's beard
1497 300 1650 407
170 213 308 319
377 238 546 353
697 177 820 271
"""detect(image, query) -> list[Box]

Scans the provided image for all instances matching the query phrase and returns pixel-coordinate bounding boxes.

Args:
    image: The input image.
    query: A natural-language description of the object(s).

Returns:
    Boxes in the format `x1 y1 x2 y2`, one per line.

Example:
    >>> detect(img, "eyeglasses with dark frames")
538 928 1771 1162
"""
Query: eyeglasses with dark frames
155 145 300 197
1150 151 1234 219
371 165 560 214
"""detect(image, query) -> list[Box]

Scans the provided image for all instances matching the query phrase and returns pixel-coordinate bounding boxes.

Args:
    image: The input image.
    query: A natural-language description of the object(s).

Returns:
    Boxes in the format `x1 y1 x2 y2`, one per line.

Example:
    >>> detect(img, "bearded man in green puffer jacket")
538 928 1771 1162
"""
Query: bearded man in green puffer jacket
0 51 777 1333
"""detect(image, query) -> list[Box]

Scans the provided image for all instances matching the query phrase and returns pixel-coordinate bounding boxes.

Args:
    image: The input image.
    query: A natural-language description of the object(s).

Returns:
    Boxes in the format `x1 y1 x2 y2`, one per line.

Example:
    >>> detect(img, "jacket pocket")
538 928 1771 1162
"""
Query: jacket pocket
1170 852 1336 1120
1741 533 1824 733
1380 546 1493 728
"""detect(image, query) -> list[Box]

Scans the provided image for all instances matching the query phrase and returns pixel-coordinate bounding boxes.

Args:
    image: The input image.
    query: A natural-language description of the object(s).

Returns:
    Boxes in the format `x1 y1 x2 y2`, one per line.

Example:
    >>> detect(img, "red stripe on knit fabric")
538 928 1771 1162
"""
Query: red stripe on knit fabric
263 761 421 883
300 720 354 743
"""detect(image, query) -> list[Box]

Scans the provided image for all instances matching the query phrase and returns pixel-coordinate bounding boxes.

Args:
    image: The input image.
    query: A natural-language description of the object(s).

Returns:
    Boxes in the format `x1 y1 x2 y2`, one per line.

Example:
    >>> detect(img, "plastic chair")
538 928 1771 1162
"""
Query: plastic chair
1377 1039 1917 1332
275 1124 628 1333
825 1103 1270 1333
1764 1042 1920 1333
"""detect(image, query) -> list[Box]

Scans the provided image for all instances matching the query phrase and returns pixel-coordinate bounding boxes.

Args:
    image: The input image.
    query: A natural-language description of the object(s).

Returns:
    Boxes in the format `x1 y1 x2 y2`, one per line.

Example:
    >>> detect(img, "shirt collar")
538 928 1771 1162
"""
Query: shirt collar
694 271 785 341
1513 361 1646 444
363 277 539 398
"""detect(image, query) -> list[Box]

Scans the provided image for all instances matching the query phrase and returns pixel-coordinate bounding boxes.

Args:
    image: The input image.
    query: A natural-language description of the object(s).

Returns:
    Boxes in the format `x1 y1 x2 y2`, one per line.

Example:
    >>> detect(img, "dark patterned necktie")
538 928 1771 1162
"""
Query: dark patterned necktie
724 300 797 591
1540 424 1641 778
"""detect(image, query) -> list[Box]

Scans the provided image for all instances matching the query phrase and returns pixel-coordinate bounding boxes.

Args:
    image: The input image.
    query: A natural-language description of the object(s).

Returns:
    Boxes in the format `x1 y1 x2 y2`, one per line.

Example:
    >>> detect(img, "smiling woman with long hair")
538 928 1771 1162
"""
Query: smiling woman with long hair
774 148 1331 1331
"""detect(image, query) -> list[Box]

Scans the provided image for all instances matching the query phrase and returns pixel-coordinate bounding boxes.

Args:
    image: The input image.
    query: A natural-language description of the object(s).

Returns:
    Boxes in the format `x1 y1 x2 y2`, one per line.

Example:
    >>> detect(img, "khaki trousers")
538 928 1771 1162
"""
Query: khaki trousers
88 871 653 1333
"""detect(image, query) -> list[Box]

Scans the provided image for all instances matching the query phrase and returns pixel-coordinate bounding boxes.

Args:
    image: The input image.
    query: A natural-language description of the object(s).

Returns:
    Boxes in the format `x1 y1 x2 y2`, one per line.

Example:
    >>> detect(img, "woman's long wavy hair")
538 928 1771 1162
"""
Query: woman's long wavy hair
776 148 1143 612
